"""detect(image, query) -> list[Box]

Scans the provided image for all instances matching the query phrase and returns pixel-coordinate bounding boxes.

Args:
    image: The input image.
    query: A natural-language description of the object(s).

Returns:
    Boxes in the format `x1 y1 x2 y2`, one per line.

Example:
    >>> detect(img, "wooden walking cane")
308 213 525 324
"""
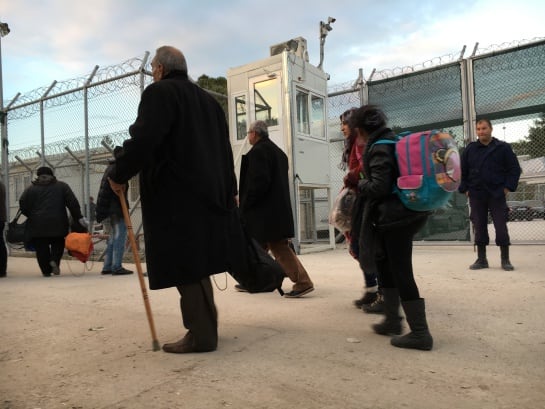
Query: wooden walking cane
117 187 161 351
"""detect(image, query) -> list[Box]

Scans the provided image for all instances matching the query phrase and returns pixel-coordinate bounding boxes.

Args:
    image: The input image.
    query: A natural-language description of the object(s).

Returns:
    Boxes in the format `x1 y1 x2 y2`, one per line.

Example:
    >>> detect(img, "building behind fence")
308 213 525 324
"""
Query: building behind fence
3 38 545 254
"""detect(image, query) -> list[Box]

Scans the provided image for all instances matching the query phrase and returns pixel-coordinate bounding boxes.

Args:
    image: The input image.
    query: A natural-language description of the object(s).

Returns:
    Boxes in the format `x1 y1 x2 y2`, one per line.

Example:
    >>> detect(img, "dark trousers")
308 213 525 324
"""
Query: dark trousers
469 195 510 246
0 225 6 276
375 219 426 301
265 239 313 292
32 237 65 276
176 276 218 351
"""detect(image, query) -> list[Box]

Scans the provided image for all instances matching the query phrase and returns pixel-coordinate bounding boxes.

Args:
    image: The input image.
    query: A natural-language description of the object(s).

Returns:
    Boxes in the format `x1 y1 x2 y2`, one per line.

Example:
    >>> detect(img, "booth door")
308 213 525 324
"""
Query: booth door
249 74 286 153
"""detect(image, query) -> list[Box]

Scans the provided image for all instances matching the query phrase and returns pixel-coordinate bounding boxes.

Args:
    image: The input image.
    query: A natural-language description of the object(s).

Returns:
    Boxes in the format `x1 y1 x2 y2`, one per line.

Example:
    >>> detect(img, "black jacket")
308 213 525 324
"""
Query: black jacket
458 137 521 199
95 161 128 223
355 128 428 272
19 175 83 240
110 70 241 289
239 137 294 243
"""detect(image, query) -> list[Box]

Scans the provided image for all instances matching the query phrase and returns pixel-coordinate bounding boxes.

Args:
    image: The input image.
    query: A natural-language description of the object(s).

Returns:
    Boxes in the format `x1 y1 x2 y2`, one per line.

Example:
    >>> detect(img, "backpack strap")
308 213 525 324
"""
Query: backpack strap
373 139 396 146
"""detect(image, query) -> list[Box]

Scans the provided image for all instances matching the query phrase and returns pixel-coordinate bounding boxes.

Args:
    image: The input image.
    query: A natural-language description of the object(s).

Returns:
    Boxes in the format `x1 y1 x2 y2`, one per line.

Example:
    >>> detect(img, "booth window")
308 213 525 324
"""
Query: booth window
296 88 325 140
296 90 310 134
254 78 279 126
235 95 247 140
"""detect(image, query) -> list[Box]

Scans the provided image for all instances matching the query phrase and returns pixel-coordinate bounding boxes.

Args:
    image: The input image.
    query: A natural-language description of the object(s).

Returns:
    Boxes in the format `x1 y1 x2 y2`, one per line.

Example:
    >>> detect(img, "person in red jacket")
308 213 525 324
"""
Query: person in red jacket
339 109 381 312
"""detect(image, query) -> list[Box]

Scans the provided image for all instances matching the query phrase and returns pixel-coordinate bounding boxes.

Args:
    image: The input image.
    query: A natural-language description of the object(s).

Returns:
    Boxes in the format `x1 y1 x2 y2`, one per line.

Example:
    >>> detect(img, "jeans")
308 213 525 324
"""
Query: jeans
102 215 127 271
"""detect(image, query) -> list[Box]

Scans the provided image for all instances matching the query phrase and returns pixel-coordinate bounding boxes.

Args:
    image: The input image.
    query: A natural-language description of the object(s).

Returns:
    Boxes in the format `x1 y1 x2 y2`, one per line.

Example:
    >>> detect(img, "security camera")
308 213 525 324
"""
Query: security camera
328 17 336 23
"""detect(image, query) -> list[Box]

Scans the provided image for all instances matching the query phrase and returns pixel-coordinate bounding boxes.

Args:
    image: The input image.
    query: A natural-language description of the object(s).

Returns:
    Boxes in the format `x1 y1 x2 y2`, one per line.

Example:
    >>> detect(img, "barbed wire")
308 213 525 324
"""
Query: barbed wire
8 130 130 163
474 37 545 56
6 54 151 121
329 37 545 86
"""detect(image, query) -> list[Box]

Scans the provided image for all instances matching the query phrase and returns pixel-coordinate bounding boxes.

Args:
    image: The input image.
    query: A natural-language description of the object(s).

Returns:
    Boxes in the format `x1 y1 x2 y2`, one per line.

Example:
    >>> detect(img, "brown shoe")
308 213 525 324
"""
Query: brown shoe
162 332 216 354
284 287 314 298
162 340 197 353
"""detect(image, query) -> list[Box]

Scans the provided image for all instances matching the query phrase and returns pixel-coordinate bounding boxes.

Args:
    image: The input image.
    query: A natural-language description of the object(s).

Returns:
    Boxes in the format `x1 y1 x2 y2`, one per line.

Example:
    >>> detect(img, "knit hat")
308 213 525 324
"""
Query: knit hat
36 166 54 176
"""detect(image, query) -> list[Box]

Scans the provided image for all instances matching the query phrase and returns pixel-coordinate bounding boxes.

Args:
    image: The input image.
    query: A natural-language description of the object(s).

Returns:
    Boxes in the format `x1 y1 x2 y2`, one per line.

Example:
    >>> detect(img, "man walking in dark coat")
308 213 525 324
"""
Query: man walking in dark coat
109 46 241 353
239 120 314 298
19 166 86 276
459 118 521 271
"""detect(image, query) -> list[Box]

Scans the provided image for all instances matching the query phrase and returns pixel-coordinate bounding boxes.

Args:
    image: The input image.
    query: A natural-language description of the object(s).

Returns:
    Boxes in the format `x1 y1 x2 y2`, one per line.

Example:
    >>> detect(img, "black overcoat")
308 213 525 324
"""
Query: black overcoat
239 137 294 243
110 70 242 290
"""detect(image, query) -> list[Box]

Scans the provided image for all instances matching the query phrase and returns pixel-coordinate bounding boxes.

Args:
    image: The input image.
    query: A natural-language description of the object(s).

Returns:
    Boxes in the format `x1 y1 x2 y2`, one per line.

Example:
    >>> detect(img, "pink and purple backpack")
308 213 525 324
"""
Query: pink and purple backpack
375 130 461 212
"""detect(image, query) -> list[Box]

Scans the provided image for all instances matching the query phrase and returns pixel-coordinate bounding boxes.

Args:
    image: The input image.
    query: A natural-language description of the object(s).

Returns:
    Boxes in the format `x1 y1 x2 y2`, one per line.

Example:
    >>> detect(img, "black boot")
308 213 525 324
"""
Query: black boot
353 290 378 308
391 299 433 351
372 288 403 336
500 245 514 271
469 244 488 270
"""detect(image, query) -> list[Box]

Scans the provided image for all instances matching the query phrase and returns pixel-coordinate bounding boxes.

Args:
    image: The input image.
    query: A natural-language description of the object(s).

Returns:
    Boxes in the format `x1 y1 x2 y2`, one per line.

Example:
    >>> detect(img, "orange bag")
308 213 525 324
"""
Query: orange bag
65 232 93 263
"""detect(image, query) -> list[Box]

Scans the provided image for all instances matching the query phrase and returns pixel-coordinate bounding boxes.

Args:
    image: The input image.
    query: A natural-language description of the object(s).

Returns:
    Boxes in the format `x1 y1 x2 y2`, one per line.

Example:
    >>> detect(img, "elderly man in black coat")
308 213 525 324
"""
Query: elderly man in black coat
239 120 314 298
109 46 241 354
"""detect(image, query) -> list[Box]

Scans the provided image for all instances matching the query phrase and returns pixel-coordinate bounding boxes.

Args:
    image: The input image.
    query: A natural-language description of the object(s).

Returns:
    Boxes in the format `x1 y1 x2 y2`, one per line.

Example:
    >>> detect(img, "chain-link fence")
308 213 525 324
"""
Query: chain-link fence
4 54 152 258
326 38 545 243
3 38 545 254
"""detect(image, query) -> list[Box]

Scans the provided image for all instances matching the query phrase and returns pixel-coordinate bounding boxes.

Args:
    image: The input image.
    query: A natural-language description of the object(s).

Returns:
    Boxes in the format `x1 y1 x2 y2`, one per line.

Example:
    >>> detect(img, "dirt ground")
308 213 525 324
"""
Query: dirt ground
1 244 544 409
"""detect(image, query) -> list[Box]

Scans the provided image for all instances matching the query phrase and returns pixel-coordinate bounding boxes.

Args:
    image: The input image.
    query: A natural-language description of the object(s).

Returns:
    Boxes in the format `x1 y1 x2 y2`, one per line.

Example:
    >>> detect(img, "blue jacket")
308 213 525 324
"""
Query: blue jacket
458 137 521 199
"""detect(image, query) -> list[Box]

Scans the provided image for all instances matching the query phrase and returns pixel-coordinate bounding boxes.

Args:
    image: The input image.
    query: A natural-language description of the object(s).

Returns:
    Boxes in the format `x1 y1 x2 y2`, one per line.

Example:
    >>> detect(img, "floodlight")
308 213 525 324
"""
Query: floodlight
0 22 10 38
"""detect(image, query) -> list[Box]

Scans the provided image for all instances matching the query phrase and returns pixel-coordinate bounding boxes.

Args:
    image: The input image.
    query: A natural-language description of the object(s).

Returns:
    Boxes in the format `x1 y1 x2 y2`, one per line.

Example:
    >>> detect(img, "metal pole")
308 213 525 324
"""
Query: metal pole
39 81 57 167
0 23 9 217
84 66 99 222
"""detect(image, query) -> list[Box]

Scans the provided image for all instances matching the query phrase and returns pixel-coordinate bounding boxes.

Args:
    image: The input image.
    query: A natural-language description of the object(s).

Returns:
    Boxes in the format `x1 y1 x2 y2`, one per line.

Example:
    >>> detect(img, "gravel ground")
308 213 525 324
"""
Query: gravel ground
1 244 544 409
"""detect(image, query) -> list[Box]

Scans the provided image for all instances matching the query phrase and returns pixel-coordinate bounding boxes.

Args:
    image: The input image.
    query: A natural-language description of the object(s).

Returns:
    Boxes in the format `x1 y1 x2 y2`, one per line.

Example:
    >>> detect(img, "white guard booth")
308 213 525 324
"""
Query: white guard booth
227 37 335 253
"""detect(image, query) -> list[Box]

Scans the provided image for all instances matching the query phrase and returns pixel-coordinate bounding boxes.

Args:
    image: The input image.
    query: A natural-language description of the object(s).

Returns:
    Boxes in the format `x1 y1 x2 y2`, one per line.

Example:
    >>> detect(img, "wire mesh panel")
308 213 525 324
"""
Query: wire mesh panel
5 55 152 261
473 41 545 242
5 40 545 246
368 62 464 131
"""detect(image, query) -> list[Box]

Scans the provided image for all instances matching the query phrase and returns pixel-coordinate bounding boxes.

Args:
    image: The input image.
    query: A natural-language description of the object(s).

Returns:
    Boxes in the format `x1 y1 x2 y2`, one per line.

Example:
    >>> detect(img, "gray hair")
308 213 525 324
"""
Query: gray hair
249 120 269 138
154 46 188 75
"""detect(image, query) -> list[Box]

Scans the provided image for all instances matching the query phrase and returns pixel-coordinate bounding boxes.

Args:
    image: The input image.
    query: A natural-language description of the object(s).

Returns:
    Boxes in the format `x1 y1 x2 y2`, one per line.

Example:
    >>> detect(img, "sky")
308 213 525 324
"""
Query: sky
1 0 544 103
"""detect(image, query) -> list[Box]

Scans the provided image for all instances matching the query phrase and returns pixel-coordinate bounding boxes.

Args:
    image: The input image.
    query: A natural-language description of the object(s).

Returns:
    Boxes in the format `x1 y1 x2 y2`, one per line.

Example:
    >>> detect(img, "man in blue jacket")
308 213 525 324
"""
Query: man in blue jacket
459 119 521 271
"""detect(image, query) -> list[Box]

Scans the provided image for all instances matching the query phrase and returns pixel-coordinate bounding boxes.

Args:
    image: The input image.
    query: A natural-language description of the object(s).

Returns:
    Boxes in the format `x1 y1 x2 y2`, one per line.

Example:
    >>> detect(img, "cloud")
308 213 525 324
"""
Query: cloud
2 0 545 99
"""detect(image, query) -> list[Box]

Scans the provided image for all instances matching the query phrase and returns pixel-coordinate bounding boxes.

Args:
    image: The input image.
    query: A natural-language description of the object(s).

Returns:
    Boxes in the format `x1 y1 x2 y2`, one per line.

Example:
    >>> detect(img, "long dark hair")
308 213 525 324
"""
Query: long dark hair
339 108 358 170
349 105 387 136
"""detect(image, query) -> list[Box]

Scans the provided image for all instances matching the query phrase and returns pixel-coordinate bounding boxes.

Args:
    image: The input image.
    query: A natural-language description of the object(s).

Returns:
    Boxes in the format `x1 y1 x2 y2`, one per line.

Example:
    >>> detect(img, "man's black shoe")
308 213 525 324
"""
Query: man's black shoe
112 267 133 275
